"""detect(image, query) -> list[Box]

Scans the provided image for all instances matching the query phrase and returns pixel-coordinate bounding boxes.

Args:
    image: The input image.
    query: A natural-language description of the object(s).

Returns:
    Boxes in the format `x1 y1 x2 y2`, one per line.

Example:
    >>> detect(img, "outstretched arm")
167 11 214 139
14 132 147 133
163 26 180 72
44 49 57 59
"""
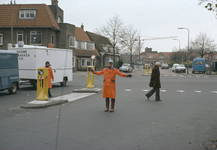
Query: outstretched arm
93 69 104 75
116 69 132 78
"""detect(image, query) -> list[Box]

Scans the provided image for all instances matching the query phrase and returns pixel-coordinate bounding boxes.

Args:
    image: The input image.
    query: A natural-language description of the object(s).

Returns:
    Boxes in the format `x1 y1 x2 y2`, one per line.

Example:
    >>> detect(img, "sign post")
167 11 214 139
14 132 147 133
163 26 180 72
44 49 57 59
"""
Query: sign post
91 55 96 66
100 52 105 70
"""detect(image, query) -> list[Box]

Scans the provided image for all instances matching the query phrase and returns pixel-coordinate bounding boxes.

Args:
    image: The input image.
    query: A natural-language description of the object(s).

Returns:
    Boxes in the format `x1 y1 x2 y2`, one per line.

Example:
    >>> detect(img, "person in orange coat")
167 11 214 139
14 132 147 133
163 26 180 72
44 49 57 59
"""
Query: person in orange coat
91 60 132 112
44 61 54 97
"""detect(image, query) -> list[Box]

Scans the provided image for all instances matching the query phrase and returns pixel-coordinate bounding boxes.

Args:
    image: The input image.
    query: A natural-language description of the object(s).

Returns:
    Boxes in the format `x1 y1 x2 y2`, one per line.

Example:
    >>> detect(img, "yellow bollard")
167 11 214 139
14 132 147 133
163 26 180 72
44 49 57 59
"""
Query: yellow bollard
87 66 95 88
36 68 49 100
149 65 153 74
145 65 149 75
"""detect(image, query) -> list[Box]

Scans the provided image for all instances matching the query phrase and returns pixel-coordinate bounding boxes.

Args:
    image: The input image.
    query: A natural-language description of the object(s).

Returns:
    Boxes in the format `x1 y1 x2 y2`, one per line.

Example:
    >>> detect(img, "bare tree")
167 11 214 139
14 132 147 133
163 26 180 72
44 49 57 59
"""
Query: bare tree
191 32 216 58
171 47 188 63
100 14 124 66
121 25 140 67
199 0 217 19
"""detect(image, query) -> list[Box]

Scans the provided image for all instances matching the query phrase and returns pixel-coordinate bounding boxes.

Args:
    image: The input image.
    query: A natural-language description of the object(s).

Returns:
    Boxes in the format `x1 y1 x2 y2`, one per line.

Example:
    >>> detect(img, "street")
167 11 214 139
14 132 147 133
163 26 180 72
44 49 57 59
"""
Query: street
0 69 217 150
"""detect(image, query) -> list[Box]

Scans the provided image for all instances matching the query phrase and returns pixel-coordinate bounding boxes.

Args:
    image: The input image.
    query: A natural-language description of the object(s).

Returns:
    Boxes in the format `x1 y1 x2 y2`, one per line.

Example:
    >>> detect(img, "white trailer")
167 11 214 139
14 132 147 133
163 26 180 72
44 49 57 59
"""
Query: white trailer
8 45 73 88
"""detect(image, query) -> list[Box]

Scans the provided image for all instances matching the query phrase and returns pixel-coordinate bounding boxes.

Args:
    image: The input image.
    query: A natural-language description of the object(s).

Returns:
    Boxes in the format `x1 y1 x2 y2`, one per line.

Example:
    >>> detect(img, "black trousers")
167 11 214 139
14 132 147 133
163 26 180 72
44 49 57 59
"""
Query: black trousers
105 98 115 101
146 88 160 101
48 89 52 97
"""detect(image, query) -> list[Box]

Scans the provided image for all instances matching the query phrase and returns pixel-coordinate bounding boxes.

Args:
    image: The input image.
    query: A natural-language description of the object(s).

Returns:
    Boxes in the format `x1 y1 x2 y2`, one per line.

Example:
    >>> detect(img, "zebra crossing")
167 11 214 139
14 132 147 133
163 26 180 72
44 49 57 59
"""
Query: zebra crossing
163 74 214 78
124 89 217 94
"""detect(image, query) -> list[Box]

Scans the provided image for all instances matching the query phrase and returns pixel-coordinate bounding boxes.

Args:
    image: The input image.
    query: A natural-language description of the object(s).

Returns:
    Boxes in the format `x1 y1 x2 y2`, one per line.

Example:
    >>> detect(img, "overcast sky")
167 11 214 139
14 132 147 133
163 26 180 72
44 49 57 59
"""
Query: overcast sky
1 0 217 52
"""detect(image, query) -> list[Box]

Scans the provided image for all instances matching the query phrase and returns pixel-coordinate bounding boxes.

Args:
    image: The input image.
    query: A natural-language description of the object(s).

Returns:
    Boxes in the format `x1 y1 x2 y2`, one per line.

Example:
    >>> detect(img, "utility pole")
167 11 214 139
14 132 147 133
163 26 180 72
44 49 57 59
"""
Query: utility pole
139 36 141 60
11 0 13 46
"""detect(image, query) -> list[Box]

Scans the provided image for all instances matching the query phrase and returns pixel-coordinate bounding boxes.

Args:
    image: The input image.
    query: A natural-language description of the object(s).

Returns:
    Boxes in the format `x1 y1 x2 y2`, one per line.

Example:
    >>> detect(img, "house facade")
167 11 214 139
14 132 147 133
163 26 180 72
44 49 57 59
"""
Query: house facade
75 26 100 71
0 1 78 71
86 31 120 68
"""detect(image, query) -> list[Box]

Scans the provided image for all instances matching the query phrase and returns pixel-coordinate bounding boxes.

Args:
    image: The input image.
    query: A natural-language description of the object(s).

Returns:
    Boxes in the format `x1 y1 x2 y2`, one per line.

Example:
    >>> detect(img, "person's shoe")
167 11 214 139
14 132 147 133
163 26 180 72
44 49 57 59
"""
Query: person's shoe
146 94 149 100
105 100 109 112
110 100 115 112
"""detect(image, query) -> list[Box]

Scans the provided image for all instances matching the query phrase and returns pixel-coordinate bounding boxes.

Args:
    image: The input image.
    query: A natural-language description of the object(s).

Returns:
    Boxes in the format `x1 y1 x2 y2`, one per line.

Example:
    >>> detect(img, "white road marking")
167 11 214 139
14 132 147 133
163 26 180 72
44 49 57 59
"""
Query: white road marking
124 89 132 92
176 90 184 93
194 91 201 93
188 76 192 77
142 89 150 92
196 76 200 78
204 76 209 78
160 90 167 92
211 91 217 94
172 75 176 77
180 75 184 77
28 93 96 104
164 75 169 76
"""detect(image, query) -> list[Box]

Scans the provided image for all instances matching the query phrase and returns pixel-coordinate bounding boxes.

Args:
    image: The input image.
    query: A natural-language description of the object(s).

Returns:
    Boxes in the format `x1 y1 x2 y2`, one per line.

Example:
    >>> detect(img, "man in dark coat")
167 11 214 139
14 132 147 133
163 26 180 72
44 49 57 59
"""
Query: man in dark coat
146 62 162 101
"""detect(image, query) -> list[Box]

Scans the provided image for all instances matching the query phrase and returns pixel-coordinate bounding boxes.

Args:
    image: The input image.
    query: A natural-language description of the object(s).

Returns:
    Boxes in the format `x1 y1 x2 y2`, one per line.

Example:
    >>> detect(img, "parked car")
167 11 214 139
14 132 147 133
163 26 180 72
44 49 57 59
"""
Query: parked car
192 58 206 74
0 50 19 94
119 63 132 72
161 64 169 69
174 64 186 73
172 64 179 72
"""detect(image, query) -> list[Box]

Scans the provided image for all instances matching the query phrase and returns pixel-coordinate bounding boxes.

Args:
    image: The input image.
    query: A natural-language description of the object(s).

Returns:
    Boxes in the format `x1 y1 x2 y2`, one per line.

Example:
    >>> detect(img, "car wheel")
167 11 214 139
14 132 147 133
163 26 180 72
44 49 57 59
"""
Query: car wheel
192 71 195 74
8 82 18 94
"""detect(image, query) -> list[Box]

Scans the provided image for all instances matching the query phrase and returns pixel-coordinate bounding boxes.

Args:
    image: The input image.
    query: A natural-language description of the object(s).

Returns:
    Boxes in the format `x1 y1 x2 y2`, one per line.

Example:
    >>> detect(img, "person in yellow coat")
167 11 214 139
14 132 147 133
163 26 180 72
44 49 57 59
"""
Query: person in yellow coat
91 60 132 112
44 61 54 97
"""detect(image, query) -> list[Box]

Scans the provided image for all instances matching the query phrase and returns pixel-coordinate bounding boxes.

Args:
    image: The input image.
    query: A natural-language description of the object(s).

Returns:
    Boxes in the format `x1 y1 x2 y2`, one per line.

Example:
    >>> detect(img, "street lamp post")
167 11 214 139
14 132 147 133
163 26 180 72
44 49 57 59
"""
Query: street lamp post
173 39 181 62
172 39 181 51
178 27 190 74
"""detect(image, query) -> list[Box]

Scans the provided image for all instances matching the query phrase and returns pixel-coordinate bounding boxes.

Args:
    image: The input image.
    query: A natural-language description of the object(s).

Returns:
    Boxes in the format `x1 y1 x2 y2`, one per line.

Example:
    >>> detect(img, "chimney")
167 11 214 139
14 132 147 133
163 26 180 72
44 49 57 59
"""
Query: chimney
51 0 58 6
81 23 84 30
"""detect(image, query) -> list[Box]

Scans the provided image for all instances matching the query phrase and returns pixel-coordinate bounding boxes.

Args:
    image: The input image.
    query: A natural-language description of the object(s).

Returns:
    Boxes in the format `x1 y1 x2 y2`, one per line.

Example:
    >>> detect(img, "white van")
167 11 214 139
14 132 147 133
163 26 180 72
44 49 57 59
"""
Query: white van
9 44 73 88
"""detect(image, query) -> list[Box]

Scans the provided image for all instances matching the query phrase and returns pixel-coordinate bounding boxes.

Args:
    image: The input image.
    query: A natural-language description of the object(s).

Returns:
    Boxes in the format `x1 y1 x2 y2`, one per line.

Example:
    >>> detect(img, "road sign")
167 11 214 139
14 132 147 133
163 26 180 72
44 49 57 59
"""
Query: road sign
38 70 44 75
91 55 96 60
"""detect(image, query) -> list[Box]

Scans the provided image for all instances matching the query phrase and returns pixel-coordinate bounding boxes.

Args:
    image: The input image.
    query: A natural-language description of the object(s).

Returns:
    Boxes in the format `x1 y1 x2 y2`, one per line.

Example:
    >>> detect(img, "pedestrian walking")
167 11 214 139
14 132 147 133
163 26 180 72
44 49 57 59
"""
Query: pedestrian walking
91 60 132 112
44 61 54 97
146 62 162 101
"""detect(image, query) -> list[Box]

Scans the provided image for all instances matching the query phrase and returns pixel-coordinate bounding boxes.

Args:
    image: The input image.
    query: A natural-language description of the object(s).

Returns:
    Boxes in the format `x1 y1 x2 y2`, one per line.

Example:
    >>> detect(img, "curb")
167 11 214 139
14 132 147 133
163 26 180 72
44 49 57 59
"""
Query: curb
20 100 68 109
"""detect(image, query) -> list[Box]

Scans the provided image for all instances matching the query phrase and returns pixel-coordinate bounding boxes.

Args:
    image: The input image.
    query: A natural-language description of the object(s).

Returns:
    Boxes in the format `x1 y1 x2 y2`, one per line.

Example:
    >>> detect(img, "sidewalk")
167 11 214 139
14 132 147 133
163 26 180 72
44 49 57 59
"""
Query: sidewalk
20 93 95 109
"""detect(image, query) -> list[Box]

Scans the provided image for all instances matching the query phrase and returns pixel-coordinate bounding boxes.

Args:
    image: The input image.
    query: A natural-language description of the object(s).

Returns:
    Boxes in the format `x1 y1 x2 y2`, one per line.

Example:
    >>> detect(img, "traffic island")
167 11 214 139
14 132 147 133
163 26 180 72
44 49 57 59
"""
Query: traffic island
73 88 102 93
20 99 68 109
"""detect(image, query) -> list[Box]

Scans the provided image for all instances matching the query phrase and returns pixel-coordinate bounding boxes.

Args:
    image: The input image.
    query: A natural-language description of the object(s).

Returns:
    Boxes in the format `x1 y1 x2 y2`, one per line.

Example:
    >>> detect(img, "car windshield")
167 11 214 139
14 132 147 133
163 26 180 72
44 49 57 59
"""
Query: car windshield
122 64 129 67
180 65 185 67
162 64 167 66
195 61 204 65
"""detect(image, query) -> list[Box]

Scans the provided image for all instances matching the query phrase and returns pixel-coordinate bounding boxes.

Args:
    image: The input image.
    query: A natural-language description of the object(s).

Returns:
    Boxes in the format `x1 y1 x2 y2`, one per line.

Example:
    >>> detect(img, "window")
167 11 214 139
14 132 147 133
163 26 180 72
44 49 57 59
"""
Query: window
30 31 42 45
77 41 81 49
158 56 164 58
81 42 85 49
51 33 54 44
148 56 153 58
69 36 75 47
0 34 3 45
72 56 75 67
86 42 94 50
17 31 23 43
81 58 91 67
213 56 217 59
195 61 204 65
19 10 36 19
58 16 62 23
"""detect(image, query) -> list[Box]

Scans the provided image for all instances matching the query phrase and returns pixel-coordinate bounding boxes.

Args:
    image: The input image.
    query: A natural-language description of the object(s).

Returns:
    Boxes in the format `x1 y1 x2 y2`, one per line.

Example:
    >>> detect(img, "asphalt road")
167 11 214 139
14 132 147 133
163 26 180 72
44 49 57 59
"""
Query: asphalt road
0 70 217 150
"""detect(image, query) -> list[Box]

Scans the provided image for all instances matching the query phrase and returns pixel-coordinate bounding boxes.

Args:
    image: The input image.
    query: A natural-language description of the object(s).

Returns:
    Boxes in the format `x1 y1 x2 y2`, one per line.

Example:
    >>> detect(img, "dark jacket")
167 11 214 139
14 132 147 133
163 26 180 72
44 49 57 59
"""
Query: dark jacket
149 66 161 88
